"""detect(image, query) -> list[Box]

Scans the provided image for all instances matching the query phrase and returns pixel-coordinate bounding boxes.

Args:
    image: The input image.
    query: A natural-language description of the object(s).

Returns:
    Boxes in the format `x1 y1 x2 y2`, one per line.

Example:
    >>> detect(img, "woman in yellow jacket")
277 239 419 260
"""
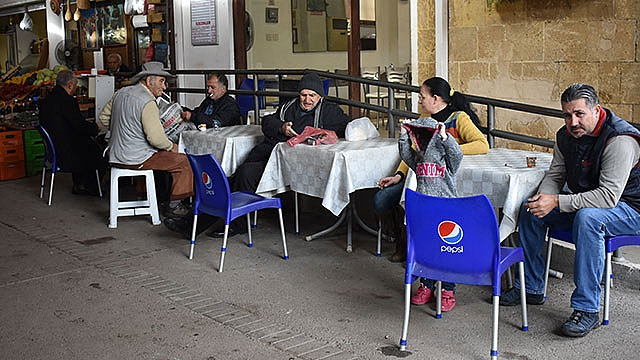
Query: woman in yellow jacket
374 76 489 260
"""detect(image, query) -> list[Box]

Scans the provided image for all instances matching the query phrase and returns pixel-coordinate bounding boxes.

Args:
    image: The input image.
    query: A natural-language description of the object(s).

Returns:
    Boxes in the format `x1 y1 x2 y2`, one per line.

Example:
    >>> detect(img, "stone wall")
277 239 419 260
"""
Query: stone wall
417 0 639 150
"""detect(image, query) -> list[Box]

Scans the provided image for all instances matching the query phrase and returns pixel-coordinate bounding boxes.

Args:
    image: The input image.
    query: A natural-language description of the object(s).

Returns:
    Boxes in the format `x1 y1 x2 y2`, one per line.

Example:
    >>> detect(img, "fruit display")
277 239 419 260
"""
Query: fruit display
0 83 37 103
3 65 69 86
0 65 69 104
33 65 69 86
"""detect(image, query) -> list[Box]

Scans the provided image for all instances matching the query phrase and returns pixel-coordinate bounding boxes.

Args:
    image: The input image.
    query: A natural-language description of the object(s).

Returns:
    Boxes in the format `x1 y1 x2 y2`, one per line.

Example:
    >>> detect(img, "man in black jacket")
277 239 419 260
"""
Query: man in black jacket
233 72 350 194
181 72 241 128
39 70 106 195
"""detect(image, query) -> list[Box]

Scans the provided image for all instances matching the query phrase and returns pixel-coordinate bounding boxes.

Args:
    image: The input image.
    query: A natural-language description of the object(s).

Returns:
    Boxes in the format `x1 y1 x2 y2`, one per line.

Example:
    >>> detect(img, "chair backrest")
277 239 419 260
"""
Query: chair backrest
186 152 232 221
322 79 331 97
404 189 500 286
387 70 407 84
237 78 266 115
37 125 57 171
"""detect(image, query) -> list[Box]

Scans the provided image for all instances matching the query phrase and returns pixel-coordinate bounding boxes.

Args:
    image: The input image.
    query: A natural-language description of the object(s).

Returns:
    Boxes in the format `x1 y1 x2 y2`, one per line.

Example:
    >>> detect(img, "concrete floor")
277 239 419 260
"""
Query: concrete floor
1 173 640 360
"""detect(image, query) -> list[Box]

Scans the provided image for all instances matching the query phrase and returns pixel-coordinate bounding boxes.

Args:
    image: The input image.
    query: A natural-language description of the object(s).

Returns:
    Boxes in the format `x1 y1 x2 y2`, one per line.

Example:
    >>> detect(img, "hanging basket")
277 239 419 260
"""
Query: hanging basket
77 0 90 10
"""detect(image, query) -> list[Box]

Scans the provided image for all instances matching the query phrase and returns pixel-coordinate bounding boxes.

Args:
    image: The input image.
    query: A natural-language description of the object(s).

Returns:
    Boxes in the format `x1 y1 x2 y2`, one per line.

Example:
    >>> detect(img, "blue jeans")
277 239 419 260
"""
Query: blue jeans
372 179 405 214
515 201 640 313
421 278 456 292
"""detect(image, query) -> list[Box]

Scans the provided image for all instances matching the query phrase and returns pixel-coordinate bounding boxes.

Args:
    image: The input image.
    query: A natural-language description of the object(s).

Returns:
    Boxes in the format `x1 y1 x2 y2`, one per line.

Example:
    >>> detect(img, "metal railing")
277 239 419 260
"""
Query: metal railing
169 68 568 148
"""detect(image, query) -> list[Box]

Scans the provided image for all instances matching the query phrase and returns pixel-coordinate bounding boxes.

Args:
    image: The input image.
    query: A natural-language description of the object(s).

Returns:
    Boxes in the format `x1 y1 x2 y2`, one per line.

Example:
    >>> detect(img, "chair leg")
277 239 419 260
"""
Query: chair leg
246 213 253 247
189 214 199 260
145 173 161 225
277 208 289 260
491 295 499 360
40 167 46 198
399 283 411 351
435 281 442 319
48 172 55 206
518 262 529 331
95 169 103 198
218 224 230 272
294 191 299 235
543 235 554 299
376 219 382 257
252 211 258 229
109 171 119 228
603 251 612 325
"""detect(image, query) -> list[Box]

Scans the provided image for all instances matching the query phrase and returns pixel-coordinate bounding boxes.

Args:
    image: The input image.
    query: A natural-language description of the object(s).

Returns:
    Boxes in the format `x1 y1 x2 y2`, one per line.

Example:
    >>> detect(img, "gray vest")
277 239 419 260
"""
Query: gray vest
108 83 157 165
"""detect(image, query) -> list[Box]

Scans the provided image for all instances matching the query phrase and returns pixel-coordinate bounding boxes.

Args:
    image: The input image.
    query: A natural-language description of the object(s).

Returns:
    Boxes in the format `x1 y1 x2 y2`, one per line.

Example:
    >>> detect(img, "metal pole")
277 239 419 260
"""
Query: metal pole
252 73 260 124
487 104 495 148
388 86 395 138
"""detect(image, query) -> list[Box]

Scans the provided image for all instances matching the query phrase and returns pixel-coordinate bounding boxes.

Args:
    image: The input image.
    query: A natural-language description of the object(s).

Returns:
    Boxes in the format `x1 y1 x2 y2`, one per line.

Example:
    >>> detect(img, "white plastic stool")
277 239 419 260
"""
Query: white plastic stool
109 167 161 228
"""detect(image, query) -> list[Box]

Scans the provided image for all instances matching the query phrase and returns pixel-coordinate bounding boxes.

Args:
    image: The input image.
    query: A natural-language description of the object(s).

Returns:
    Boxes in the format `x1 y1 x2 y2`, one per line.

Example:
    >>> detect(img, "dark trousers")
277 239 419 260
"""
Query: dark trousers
233 160 268 192
225 160 268 232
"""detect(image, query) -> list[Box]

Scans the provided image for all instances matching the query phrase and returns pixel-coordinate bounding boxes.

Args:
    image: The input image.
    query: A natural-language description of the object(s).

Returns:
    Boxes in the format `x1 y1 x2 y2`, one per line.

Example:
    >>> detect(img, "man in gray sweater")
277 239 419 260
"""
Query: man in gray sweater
109 62 193 217
500 84 640 338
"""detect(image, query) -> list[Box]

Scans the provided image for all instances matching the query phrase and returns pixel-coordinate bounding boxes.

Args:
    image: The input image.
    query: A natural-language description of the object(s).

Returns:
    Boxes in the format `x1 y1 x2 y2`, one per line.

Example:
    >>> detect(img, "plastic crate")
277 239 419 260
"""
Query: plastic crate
24 142 45 159
25 159 43 177
0 130 23 147
0 145 25 162
0 160 25 180
23 129 43 147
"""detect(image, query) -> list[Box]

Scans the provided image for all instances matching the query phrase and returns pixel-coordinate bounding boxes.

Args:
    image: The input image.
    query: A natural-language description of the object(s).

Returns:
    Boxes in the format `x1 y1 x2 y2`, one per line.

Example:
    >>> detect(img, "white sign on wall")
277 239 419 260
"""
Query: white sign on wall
190 0 218 46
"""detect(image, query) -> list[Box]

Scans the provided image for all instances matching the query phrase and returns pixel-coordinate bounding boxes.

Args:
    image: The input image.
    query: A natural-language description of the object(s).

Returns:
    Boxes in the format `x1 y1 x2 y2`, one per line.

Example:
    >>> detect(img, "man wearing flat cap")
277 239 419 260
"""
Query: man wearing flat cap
213 72 350 237
108 61 193 217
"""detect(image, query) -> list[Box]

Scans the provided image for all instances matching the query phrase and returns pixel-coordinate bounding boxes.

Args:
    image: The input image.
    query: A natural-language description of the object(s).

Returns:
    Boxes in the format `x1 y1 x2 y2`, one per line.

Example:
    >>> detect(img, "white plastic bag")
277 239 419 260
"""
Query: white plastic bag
345 117 379 141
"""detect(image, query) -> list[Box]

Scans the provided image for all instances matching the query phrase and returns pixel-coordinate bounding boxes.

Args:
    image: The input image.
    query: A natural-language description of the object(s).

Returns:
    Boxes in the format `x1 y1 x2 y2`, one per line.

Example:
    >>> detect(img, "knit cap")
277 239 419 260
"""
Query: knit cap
297 73 325 96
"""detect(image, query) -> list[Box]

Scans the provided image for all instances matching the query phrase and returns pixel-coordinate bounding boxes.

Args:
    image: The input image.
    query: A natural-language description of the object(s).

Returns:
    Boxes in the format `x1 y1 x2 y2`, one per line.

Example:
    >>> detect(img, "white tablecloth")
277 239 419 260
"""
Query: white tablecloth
256 138 401 216
179 125 263 175
404 147 553 240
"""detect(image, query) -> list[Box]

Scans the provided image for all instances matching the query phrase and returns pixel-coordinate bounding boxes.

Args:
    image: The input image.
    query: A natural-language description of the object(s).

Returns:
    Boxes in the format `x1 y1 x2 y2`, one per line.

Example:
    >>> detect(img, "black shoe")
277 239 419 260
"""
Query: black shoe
163 216 192 240
206 226 246 238
561 310 600 337
72 184 100 196
499 287 545 306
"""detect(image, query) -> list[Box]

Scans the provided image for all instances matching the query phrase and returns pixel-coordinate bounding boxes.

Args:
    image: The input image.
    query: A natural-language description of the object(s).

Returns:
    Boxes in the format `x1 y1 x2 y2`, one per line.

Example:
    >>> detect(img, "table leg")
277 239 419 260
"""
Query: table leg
346 205 353 253
294 191 299 235
304 195 387 253
351 201 379 237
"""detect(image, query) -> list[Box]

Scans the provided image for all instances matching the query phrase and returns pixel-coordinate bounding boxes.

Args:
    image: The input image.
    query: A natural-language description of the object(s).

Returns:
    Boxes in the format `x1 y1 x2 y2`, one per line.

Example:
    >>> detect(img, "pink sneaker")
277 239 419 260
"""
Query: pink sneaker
410 284 434 305
440 289 456 312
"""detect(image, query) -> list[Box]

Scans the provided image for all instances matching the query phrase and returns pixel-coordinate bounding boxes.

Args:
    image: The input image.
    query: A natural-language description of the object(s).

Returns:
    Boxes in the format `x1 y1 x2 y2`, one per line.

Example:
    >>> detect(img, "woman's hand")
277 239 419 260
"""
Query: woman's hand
378 174 402 189
437 122 447 140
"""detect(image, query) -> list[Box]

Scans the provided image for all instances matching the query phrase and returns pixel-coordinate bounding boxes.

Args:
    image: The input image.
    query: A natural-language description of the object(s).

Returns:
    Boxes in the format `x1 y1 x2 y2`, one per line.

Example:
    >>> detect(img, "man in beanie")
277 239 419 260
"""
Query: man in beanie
208 72 350 237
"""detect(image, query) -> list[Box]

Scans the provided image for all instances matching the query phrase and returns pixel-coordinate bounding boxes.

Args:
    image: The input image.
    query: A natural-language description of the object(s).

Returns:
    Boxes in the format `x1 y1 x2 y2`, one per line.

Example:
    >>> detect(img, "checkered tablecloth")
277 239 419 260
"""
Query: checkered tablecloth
179 125 264 175
256 138 401 215
404 147 553 240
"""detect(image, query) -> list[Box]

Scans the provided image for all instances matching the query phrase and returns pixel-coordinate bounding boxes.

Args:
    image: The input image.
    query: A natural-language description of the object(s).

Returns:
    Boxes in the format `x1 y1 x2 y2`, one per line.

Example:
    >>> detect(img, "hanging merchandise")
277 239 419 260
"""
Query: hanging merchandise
74 7 81 22
64 0 72 22
19 11 33 32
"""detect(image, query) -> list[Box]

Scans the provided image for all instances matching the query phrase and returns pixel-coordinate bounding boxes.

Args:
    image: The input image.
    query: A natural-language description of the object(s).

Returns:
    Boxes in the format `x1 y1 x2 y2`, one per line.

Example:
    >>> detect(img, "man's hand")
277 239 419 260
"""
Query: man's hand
281 122 298 137
169 143 178 153
181 111 192 121
525 193 559 218
378 174 402 189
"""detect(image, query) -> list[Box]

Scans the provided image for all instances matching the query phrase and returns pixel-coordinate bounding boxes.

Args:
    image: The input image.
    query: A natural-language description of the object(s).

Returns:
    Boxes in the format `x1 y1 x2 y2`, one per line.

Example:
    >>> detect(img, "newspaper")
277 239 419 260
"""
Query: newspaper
156 93 195 142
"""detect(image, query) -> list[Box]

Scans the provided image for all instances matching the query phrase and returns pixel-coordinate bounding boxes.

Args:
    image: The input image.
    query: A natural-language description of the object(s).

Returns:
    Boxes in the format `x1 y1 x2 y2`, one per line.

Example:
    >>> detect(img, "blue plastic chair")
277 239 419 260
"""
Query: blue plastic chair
322 78 331 96
400 189 528 359
544 228 640 325
237 78 266 115
38 125 102 206
185 152 288 272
